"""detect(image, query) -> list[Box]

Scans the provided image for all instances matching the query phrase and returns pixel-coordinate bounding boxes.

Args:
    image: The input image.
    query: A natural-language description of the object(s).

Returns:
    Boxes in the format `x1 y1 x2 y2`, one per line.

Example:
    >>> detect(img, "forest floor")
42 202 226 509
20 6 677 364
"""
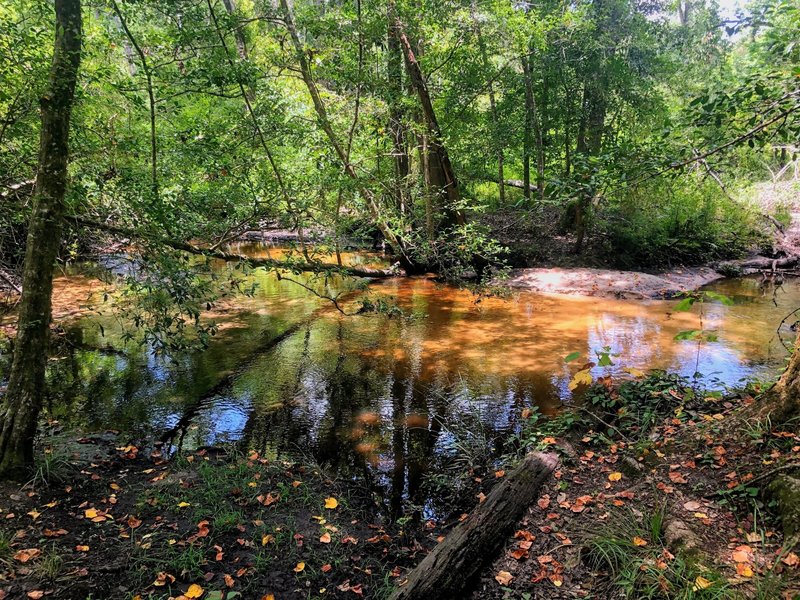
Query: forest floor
0 377 798 599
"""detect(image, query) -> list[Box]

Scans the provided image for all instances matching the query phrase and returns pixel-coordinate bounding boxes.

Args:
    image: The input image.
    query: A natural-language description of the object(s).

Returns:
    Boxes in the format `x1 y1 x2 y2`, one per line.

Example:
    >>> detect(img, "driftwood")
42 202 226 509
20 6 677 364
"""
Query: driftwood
390 451 558 600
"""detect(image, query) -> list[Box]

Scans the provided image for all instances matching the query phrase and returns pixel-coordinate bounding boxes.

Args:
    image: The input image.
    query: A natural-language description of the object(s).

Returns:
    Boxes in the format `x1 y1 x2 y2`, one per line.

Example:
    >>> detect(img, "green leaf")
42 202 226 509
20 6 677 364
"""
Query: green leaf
563 351 581 363
673 297 696 312
674 330 701 341
703 291 734 306
597 352 614 367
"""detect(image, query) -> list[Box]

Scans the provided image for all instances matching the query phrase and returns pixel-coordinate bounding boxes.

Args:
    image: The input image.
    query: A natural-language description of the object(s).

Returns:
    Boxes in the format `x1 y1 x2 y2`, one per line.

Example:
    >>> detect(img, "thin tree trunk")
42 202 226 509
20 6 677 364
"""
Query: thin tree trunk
279 0 408 262
387 0 409 215
521 55 535 202
110 0 157 199
220 0 255 102
471 1 504 205
0 0 82 478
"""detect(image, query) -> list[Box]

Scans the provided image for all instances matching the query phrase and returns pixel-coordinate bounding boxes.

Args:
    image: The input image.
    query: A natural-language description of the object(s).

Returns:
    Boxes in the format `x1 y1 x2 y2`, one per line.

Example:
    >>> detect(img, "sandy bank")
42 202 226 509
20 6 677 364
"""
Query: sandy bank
503 266 724 299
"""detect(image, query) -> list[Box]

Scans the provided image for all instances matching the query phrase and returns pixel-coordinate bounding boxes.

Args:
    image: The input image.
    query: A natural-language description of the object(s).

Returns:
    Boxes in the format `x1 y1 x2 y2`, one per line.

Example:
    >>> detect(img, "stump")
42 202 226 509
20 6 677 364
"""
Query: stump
390 452 558 600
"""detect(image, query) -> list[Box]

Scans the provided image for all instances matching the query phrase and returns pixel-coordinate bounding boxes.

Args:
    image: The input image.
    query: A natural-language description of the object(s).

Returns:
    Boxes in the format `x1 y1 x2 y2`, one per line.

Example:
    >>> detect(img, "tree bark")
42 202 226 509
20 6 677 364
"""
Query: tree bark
0 0 82 478
389 452 558 600
396 22 465 229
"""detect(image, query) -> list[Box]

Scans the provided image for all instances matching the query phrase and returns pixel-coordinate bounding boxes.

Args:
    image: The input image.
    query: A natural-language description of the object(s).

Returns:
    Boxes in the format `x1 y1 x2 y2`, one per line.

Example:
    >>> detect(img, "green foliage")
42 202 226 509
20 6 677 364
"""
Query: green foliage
585 372 699 439
584 506 733 599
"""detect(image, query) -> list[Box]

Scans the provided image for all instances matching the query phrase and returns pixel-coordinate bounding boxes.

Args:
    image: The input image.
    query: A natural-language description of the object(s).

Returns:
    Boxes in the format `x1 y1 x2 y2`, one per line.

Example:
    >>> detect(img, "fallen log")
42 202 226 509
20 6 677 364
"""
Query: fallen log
390 451 558 600
66 215 403 279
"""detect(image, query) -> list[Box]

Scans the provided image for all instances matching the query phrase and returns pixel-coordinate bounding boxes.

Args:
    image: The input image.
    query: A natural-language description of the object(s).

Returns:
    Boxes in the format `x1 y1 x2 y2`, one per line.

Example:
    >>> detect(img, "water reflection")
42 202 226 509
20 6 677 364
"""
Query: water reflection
1 247 796 512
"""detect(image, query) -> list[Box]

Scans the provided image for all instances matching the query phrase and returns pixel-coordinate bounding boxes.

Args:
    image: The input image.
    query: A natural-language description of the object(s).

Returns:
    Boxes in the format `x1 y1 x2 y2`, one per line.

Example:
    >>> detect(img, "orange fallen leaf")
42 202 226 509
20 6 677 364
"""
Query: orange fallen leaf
27 592 44 599
321 563 332 573
14 548 41 563
632 536 647 547
782 552 799 567
736 563 754 578
320 532 331 544
608 472 622 482
324 497 338 509
224 574 235 588
185 583 204 598
294 562 306 573
75 545 90 552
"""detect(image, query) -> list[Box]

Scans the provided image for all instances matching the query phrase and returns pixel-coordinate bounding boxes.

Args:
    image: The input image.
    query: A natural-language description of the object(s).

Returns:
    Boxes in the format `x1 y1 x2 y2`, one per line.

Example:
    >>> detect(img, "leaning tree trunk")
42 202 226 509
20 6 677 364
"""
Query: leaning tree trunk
0 0 82 478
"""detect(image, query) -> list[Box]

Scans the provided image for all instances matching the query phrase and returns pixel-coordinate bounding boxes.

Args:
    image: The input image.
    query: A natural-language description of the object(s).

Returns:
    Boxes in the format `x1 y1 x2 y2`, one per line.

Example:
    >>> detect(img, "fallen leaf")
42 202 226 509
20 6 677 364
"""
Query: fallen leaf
185 583 204 598
321 564 332 573
75 545 89 552
608 472 622 482
27 592 44 599
177 502 191 508
683 501 702 511
782 552 799 567
633 536 647 547
736 563 754 577
320 533 331 544
324 497 338 509
14 548 41 563
224 574 235 588
494 570 513 585
694 576 713 590
294 562 305 573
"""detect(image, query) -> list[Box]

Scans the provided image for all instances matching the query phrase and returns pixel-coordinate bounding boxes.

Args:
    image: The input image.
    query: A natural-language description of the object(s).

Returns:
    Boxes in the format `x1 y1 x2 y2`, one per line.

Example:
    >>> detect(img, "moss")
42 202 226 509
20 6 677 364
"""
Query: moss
767 474 800 537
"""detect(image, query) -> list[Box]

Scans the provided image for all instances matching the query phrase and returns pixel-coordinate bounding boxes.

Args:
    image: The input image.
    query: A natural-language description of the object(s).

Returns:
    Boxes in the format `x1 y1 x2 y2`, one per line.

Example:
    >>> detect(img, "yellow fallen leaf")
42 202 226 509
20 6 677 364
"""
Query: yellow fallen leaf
75 545 89 552
568 369 592 391
694 576 713 590
324 497 338 509
185 583 204 598
261 534 274 546
84 508 99 518
632 536 647 546
177 502 191 508
294 562 305 573
608 472 623 482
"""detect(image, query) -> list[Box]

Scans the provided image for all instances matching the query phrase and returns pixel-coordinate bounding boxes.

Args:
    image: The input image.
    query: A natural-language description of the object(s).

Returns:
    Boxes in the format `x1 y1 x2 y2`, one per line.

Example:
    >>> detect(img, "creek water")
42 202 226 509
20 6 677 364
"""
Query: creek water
0 244 797 511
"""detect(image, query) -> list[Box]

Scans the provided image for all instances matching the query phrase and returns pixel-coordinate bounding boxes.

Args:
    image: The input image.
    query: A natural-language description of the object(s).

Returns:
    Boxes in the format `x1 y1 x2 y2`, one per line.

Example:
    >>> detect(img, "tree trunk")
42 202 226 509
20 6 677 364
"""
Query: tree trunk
757 345 800 423
0 0 82 478
471 1 504 205
110 0 157 200
387 1 409 215
279 0 410 264
389 452 558 600
396 22 464 229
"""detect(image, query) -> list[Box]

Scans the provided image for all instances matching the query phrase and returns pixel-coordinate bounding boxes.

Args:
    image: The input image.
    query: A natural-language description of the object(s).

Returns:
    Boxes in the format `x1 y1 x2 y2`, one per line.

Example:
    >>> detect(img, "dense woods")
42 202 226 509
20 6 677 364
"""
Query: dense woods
0 0 799 597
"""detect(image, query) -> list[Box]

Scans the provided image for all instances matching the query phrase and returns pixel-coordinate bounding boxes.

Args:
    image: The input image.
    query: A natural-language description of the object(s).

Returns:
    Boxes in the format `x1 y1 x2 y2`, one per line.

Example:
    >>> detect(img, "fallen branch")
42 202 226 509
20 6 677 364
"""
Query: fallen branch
390 452 558 600
66 216 403 279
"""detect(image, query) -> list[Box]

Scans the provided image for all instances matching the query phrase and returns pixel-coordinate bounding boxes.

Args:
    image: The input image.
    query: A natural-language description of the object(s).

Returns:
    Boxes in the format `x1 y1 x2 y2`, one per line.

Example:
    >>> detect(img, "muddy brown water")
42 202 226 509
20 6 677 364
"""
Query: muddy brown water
0 244 796 512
